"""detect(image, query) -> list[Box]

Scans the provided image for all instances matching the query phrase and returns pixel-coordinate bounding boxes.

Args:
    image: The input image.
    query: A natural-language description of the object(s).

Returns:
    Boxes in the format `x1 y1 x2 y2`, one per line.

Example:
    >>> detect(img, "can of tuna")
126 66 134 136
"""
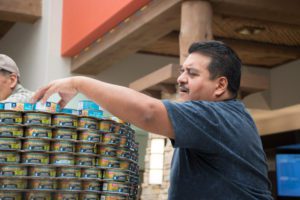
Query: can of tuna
80 193 100 200
25 126 52 138
0 111 22 124
96 157 120 168
81 168 101 178
29 179 57 190
51 140 74 152
25 192 52 200
98 146 117 157
76 143 96 154
130 185 138 197
24 112 52 125
103 170 129 182
4 102 33 111
28 166 56 177
58 180 82 190
50 154 75 165
79 129 101 142
23 139 50 151
78 117 99 130
34 101 58 113
0 192 22 200
112 123 121 134
0 138 21 150
0 125 23 137
102 133 120 145
100 193 128 200
119 160 131 171
119 136 131 148
116 148 131 160
57 167 81 178
102 182 130 194
129 175 139 185
75 155 95 166
0 179 27 189
0 151 20 163
52 114 78 128
0 165 27 176
99 120 114 132
53 128 77 140
82 180 101 191
130 152 138 162
22 152 49 164
54 193 79 200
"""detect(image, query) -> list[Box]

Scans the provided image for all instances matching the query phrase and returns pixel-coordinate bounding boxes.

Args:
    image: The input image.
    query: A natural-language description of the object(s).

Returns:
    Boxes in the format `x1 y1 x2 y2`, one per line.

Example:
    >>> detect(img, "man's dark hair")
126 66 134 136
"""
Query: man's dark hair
188 40 241 98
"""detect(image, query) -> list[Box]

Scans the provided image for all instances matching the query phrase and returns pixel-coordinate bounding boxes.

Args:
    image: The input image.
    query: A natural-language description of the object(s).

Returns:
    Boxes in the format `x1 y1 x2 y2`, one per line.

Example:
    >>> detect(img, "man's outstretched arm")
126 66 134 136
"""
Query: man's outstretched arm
32 76 174 138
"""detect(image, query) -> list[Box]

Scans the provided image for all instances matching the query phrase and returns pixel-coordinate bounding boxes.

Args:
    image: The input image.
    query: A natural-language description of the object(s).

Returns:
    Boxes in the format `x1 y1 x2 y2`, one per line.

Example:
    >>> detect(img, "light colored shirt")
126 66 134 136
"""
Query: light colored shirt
1 84 34 103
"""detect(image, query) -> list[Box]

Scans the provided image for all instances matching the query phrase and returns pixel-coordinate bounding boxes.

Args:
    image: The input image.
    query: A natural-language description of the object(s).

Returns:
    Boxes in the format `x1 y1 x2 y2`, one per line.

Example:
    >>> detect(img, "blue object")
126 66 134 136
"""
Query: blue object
3 102 33 111
0 103 4 110
60 108 79 115
276 144 300 198
78 100 101 110
79 109 103 119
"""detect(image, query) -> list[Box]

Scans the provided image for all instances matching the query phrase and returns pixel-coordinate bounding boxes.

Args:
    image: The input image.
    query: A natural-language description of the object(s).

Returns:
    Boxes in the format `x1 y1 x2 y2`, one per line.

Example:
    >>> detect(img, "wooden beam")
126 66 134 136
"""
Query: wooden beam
129 64 179 92
0 0 41 23
0 20 14 39
210 0 300 26
71 0 181 74
251 104 300 136
180 1 213 64
129 63 269 98
141 32 300 67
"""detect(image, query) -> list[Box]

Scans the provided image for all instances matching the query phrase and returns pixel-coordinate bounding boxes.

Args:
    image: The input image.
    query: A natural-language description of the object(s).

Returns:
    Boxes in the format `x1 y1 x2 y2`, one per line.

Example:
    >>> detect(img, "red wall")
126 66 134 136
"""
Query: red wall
61 0 151 56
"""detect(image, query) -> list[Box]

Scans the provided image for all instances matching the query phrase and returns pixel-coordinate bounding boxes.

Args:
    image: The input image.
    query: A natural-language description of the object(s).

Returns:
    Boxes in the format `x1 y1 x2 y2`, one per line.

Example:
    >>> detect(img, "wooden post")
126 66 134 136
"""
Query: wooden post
180 1 213 64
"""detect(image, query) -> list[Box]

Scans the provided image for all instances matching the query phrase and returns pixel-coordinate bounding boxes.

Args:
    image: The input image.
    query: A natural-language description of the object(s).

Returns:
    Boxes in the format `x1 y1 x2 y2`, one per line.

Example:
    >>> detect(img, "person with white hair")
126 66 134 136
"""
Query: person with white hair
0 54 33 102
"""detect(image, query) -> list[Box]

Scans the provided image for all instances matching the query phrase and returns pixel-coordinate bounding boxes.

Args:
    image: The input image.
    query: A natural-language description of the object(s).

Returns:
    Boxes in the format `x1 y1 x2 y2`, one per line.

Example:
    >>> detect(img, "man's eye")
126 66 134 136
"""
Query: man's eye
179 69 184 74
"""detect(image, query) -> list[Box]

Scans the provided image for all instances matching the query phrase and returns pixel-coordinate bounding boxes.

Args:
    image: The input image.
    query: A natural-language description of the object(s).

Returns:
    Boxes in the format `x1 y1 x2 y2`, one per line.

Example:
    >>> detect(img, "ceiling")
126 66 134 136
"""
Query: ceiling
0 0 41 39
70 0 300 74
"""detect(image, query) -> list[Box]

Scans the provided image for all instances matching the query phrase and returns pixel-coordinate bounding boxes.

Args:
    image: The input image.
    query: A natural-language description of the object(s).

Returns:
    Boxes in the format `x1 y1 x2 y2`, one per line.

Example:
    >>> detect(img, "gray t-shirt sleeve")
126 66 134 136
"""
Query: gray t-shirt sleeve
163 100 224 153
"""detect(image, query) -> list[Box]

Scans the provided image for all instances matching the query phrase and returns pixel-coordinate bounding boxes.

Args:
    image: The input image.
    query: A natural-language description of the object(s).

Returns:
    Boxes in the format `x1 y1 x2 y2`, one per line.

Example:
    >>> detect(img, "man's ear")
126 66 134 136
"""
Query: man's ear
9 74 18 89
215 76 228 97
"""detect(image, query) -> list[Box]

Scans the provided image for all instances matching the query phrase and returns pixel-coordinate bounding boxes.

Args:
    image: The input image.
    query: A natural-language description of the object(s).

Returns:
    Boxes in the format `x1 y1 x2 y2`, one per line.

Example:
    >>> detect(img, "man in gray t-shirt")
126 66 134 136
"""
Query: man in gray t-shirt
31 41 273 199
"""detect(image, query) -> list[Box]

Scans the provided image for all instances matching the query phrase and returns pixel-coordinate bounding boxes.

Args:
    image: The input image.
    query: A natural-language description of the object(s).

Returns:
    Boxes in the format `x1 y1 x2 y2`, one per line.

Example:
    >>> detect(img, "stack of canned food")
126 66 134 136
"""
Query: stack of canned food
0 101 139 200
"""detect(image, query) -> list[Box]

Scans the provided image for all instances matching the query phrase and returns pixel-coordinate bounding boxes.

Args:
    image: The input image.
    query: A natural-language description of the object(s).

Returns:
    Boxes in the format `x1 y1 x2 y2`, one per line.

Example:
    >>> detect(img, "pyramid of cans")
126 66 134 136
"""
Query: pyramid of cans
0 100 139 200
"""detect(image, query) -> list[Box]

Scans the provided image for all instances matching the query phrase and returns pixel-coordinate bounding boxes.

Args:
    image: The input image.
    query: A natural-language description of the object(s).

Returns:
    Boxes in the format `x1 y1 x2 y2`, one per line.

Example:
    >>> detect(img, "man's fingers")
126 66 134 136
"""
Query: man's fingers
31 85 51 103
58 99 67 109
40 86 56 104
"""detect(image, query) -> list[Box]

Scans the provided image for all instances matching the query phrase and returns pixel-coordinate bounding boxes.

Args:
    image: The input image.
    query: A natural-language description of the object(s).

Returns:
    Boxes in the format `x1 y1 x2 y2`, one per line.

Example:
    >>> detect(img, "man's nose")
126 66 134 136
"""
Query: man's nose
177 73 187 84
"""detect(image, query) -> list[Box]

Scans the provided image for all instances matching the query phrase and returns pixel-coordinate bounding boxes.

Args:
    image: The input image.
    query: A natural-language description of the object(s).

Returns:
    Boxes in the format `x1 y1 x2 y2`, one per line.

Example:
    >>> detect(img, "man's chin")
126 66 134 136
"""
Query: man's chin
178 92 190 101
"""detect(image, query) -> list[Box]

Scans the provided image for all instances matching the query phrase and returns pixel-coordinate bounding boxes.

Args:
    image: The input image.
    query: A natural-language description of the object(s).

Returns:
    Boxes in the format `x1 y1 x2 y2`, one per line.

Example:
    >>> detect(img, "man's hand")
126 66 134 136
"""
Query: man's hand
31 77 79 108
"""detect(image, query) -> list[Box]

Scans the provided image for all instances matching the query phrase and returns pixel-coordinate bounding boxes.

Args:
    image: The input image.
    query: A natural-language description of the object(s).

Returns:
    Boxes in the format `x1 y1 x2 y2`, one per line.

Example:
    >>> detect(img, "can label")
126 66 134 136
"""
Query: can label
102 182 130 193
0 152 20 163
24 113 51 125
25 127 52 138
0 112 22 124
97 157 120 168
52 141 74 152
78 118 98 130
53 115 78 127
99 121 114 132
104 170 129 182
53 129 77 140
0 126 23 137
